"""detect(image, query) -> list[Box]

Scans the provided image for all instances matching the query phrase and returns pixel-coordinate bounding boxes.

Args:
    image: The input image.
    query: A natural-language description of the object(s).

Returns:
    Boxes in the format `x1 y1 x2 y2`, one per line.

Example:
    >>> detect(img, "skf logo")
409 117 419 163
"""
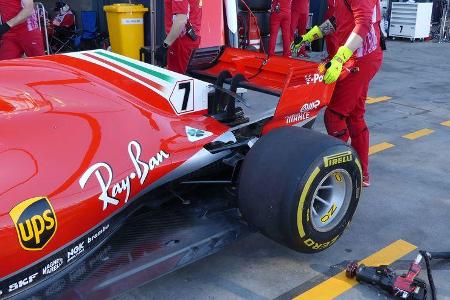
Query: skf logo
324 151 353 168
9 197 57 251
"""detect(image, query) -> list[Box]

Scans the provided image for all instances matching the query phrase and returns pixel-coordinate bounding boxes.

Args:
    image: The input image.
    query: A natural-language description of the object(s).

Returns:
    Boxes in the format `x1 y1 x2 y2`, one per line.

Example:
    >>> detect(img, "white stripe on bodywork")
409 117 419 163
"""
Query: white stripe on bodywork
64 52 168 98
64 50 210 115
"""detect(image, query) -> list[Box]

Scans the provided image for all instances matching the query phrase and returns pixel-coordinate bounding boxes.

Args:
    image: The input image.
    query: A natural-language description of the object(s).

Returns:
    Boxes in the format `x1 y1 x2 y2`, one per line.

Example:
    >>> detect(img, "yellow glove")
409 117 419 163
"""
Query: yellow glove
290 26 323 54
324 46 353 84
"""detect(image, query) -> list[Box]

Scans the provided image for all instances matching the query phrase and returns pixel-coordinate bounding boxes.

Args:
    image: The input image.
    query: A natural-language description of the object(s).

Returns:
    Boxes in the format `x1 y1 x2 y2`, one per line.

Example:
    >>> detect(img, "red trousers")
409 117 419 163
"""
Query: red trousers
291 12 308 38
325 35 338 59
324 0 337 58
269 11 291 57
167 35 201 74
0 29 45 60
324 51 383 177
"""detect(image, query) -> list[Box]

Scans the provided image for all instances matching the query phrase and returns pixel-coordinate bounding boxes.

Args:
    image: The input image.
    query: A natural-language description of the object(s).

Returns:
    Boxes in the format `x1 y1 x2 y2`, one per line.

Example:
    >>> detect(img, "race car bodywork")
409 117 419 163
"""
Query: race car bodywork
0 48 360 298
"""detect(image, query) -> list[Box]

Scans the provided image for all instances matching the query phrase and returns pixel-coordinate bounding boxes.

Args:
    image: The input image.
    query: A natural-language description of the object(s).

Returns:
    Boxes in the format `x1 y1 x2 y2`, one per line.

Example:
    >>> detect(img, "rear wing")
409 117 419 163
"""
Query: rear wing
189 47 336 133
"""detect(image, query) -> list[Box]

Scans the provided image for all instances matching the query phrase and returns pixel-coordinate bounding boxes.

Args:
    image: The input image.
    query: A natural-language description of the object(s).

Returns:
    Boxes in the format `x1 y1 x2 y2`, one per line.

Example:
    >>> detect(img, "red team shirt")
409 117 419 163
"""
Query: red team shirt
0 0 39 34
164 0 202 38
334 0 381 58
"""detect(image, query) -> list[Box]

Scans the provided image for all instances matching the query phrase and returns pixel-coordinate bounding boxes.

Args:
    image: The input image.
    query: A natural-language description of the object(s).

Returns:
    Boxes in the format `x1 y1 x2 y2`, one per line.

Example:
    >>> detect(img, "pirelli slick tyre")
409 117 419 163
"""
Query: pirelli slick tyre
238 127 362 253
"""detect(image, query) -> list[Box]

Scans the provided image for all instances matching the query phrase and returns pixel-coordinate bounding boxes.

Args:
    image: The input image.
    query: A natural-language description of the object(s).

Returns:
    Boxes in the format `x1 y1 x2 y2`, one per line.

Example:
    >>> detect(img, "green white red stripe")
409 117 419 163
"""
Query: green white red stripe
62 50 210 116
93 51 175 84
82 52 166 92
63 50 188 99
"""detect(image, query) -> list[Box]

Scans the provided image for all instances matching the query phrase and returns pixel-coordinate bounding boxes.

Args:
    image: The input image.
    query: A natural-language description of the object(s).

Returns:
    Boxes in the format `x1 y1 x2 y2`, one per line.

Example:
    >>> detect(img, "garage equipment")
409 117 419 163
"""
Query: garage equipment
104 4 148 60
437 0 449 43
238 0 270 52
389 2 433 42
346 251 450 300
419 251 450 300
35 2 51 55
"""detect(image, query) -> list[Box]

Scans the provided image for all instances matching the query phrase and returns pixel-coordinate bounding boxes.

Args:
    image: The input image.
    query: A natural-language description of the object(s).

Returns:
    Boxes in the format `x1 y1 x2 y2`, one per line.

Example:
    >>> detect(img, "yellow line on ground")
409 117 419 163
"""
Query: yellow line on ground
402 128 434 140
369 142 395 155
366 96 392 104
441 120 450 127
293 240 417 300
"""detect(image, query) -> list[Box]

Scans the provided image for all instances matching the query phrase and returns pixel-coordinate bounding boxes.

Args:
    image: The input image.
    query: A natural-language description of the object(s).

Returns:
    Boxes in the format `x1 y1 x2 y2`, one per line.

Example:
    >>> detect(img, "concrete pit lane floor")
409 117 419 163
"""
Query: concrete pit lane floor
115 41 450 300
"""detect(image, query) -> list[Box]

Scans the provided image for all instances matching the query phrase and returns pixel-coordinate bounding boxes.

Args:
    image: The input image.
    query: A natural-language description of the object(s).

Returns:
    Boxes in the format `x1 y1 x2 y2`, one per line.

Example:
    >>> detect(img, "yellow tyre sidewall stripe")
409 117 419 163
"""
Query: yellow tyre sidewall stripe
355 158 363 190
297 167 321 238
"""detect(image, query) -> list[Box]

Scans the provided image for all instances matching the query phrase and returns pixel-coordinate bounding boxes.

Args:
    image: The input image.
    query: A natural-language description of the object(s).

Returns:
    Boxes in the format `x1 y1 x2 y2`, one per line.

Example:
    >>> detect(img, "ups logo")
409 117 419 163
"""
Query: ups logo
9 197 57 251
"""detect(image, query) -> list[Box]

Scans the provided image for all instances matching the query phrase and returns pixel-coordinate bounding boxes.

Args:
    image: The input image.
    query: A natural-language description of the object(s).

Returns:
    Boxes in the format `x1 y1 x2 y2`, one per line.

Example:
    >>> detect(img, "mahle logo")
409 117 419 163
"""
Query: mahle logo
9 197 57 250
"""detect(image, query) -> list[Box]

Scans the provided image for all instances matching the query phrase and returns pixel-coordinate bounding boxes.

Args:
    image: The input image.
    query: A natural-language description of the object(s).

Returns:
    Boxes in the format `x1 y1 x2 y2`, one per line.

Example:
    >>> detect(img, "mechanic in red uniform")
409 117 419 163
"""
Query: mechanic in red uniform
52 2 75 29
48 2 75 38
268 0 291 57
290 0 309 57
292 0 383 187
0 0 45 60
324 0 338 58
156 0 202 74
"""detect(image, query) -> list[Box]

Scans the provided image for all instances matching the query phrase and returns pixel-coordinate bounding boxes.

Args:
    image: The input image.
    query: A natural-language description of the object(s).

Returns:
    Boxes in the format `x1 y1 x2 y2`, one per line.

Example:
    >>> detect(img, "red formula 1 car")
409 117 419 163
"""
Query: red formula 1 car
0 48 362 299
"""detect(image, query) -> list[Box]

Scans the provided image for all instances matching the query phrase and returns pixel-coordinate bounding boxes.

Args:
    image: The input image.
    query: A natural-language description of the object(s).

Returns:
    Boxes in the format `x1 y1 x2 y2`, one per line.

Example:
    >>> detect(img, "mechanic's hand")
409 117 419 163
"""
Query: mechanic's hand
291 25 323 55
290 34 305 55
0 23 11 39
154 43 168 68
324 46 353 84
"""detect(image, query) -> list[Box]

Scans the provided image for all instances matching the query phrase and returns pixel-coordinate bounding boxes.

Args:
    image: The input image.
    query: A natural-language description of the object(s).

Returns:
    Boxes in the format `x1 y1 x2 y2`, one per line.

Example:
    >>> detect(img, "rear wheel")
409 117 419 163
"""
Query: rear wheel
238 127 362 253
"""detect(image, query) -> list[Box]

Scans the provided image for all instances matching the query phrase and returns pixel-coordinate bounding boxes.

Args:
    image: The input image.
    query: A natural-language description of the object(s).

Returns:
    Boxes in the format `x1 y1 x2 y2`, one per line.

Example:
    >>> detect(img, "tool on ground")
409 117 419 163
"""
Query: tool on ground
346 251 450 300
419 251 450 300
346 254 426 300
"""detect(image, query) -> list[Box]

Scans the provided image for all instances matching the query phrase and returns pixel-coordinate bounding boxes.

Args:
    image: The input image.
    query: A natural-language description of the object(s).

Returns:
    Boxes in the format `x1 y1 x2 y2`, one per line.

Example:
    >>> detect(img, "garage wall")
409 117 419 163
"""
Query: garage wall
37 0 164 46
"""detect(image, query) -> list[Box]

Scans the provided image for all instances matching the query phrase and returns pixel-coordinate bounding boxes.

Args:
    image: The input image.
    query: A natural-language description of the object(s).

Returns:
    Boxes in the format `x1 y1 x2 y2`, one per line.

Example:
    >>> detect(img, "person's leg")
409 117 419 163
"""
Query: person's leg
324 108 350 143
325 70 365 144
269 13 281 56
167 38 181 73
346 84 370 179
295 13 309 57
324 1 336 59
297 13 308 35
0 35 23 60
280 13 292 57
290 10 300 39
21 29 45 57
325 63 370 182
168 36 200 74
345 55 383 184
325 35 338 58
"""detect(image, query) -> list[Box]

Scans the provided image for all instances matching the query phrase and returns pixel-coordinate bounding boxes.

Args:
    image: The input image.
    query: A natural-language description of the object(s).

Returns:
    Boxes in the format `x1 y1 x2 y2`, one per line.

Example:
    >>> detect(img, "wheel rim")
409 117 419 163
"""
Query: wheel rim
310 169 353 232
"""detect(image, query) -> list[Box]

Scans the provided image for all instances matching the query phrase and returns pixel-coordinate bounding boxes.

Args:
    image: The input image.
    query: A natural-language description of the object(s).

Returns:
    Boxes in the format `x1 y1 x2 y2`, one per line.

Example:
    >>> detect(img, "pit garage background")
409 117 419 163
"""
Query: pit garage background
37 0 442 56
